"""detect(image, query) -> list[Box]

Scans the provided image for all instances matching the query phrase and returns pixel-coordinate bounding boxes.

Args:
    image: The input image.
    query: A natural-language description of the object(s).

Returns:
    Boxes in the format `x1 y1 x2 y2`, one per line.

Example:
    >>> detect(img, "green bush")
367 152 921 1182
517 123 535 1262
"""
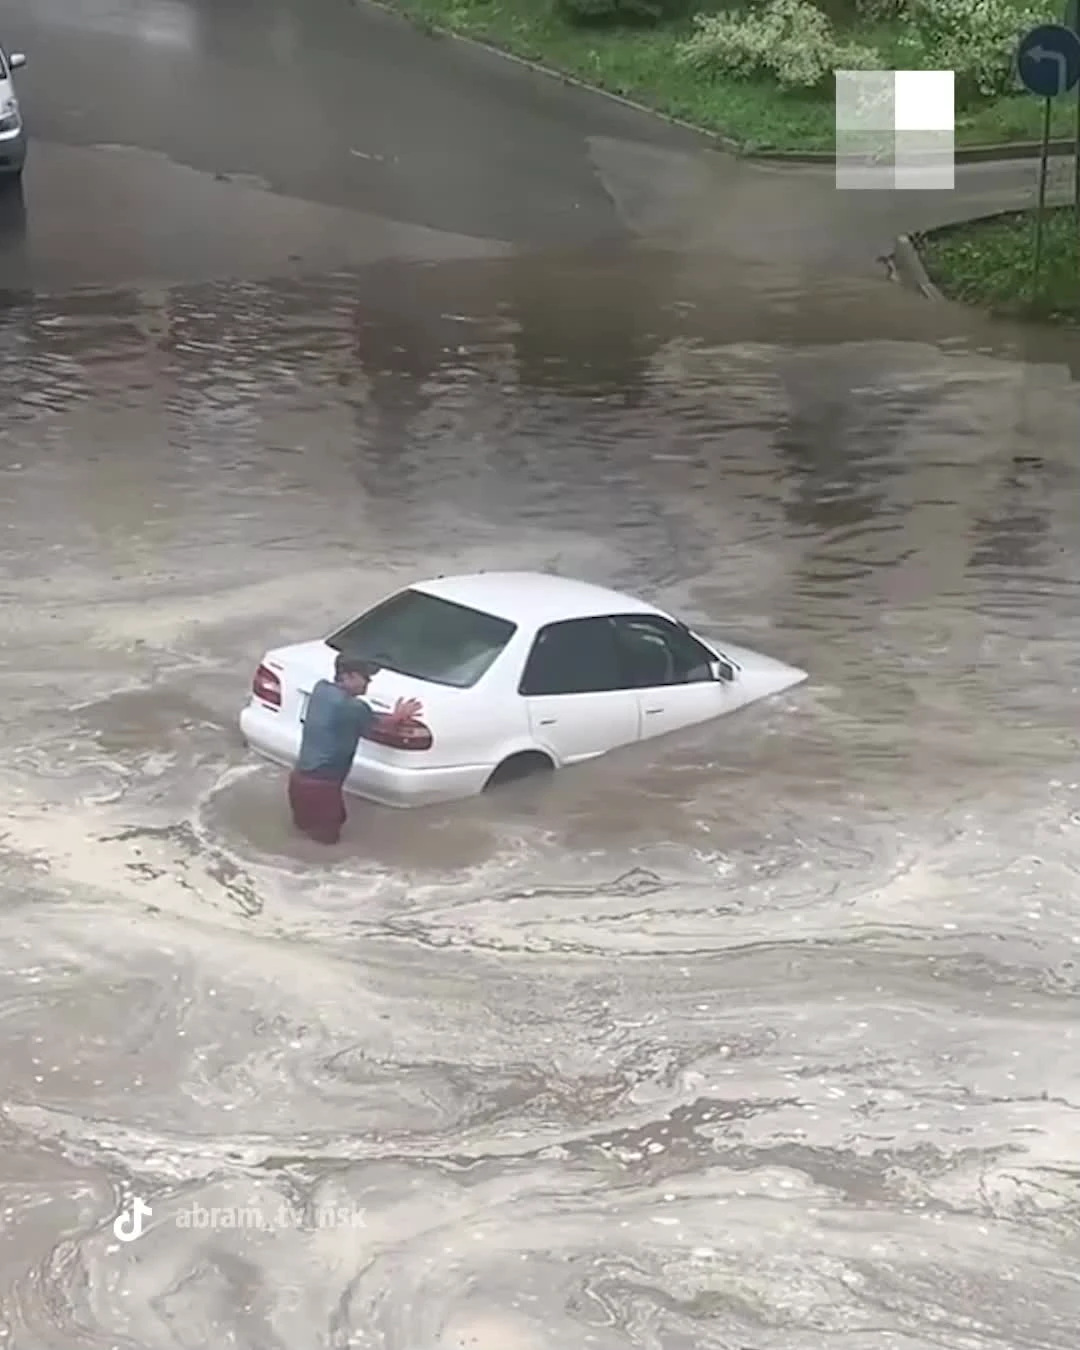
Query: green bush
850 0 906 18
676 0 879 90
816 0 908 21
902 0 1040 101
555 0 691 26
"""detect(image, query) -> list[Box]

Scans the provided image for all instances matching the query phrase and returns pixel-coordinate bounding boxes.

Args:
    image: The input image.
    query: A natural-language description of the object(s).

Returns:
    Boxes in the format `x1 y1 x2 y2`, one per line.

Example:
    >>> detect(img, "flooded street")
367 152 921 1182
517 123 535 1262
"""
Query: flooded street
3 0 1080 1346
3 252 1080 1348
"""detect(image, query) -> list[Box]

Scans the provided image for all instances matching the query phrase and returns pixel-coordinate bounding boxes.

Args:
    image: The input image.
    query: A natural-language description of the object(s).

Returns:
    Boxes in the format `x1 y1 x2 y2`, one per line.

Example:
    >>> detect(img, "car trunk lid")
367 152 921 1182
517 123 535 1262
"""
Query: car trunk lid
257 639 460 760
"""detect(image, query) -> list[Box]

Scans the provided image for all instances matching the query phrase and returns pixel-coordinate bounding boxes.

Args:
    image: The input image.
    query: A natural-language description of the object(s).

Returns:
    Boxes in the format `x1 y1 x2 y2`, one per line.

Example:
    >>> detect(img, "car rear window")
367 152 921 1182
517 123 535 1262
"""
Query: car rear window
326 588 517 689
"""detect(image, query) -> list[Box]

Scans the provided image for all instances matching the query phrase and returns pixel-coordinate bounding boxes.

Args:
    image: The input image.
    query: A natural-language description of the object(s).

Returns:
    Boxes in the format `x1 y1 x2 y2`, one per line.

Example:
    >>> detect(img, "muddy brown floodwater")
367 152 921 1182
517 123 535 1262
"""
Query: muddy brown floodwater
2 249 1080 1349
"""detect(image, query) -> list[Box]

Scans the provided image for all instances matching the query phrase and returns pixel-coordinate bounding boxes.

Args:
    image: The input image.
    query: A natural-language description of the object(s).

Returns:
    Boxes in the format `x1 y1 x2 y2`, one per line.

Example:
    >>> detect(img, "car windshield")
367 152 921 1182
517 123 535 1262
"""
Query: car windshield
326 588 517 689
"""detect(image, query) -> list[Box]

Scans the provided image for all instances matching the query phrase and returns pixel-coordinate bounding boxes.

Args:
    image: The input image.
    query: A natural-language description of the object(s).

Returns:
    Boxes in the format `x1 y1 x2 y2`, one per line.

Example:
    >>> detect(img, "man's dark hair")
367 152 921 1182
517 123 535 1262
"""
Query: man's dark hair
335 653 378 681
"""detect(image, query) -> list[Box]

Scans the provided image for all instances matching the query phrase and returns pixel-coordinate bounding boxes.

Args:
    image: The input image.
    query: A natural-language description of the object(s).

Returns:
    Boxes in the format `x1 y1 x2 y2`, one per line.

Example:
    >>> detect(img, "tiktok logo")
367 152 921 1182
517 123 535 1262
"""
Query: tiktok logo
113 1197 152 1243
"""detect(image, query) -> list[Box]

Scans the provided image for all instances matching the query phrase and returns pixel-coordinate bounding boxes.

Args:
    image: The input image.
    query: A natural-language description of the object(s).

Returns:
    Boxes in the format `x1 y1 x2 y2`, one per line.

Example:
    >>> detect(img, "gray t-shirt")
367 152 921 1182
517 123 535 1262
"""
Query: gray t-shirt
295 679 374 783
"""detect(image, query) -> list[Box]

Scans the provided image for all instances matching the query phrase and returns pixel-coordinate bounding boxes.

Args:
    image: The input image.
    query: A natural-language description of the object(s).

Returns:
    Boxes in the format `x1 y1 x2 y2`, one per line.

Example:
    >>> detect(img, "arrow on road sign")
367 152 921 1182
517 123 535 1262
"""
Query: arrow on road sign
1027 43 1068 92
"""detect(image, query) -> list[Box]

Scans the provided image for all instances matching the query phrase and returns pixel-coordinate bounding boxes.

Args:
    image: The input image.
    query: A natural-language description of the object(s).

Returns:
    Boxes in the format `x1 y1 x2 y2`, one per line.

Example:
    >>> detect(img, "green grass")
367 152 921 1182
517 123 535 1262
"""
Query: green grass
920 207 1080 323
384 0 1080 152
959 92 1079 147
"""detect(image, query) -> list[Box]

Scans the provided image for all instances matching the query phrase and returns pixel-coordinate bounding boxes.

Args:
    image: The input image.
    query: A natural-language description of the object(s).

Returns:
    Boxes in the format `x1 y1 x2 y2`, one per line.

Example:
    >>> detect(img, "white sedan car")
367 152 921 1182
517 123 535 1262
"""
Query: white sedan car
239 571 807 808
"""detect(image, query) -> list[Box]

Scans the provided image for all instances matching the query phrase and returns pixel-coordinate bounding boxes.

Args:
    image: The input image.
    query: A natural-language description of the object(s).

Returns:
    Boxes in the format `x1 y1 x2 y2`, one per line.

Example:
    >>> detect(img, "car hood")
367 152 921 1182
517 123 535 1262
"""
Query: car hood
691 629 808 698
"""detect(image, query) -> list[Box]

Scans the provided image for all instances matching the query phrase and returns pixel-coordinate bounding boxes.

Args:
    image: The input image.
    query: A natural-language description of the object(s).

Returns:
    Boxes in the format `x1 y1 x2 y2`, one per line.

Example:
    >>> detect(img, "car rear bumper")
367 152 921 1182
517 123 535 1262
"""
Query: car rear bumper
238 701 489 808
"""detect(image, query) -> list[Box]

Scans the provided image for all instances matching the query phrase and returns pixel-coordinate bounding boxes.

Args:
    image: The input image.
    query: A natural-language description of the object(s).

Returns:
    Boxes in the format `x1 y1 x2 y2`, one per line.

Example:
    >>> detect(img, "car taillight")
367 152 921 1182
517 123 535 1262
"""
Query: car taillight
252 663 281 708
366 717 433 751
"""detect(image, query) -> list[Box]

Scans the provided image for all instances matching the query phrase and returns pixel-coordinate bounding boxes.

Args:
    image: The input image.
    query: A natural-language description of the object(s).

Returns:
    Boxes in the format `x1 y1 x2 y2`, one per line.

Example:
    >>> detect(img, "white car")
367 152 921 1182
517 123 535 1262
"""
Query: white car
0 46 26 183
239 571 807 808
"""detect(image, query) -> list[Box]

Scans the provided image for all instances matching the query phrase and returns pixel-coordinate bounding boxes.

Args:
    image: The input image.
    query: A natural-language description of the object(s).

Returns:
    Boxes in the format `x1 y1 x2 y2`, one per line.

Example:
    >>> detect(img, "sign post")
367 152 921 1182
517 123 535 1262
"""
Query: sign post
1065 0 1080 224
1076 49 1079 228
1015 22 1080 296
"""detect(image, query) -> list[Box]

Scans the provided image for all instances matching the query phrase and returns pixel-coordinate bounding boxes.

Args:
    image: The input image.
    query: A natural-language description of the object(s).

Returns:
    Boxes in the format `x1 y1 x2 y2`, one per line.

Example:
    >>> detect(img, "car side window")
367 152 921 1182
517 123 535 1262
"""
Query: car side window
518 617 629 696
611 615 714 688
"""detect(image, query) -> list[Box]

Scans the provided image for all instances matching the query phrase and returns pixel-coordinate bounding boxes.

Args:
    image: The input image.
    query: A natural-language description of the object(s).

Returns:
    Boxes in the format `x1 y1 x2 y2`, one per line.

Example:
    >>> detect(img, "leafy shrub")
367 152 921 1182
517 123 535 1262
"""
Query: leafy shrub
555 0 691 26
816 0 908 22
903 0 1040 101
676 0 879 91
850 0 907 18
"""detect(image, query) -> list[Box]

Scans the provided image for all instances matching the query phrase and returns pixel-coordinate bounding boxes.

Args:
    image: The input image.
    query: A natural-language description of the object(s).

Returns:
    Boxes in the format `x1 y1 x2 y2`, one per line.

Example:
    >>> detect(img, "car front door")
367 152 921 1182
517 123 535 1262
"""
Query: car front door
519 616 640 763
611 614 731 742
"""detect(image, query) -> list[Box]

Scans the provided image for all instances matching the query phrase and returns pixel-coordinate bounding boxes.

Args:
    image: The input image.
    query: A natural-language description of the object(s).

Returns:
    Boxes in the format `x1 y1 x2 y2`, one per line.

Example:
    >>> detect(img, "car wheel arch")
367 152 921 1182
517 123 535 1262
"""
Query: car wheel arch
483 748 556 791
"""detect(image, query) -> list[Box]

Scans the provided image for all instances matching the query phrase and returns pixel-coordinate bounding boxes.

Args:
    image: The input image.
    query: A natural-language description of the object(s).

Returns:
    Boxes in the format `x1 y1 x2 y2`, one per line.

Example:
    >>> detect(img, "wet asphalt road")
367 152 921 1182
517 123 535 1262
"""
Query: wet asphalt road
3 2 1080 1348
0 0 710 289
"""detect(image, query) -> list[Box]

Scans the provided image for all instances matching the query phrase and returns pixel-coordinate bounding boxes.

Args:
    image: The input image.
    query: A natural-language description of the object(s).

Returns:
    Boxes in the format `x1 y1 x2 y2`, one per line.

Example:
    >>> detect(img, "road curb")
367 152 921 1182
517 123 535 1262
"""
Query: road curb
914 204 1054 239
748 138 1077 165
351 2 1080 166
890 202 1074 304
888 234 943 300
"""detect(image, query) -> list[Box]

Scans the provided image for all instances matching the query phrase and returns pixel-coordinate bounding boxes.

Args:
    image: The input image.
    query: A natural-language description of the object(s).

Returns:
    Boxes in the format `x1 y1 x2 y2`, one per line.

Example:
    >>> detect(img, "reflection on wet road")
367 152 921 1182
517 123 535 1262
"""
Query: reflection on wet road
2 249 1080 1348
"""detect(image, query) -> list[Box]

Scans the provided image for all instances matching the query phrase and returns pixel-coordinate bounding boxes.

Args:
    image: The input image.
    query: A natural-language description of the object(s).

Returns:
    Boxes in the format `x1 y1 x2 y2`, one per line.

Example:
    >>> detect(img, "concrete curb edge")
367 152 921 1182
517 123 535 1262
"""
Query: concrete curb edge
890 203 1074 303
351 1 1080 166
749 138 1077 165
889 234 943 300
916 203 1063 239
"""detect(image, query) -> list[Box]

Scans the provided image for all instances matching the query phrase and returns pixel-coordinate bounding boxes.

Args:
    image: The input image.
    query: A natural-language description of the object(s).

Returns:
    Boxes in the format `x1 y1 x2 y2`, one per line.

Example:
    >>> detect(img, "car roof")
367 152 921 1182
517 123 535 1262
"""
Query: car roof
411 571 662 626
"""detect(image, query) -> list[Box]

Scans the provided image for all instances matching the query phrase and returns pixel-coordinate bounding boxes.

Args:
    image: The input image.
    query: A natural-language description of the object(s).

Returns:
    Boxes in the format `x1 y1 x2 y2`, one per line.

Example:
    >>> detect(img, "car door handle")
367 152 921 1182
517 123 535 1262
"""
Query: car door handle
644 706 663 715
539 717 556 726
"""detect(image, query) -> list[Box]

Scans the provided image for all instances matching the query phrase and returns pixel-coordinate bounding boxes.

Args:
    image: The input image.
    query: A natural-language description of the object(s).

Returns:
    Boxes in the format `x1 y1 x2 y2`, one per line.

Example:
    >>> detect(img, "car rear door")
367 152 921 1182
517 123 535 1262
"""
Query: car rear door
519 616 639 762
610 614 731 742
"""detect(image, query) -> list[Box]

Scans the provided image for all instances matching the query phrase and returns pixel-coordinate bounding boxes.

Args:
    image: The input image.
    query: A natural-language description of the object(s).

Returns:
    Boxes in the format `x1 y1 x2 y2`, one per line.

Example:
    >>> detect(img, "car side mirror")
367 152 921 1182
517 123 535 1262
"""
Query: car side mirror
9 52 25 69
711 658 735 682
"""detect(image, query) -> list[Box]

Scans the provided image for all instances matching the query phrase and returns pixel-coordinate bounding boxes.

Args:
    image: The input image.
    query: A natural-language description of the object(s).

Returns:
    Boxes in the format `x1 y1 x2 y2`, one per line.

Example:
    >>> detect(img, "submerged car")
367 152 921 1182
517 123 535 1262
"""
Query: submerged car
0 45 26 183
239 571 808 808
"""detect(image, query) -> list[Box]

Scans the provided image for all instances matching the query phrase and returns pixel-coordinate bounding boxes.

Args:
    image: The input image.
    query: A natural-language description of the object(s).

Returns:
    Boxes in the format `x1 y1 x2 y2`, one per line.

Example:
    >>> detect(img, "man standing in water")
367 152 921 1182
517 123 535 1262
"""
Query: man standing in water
288 654 422 845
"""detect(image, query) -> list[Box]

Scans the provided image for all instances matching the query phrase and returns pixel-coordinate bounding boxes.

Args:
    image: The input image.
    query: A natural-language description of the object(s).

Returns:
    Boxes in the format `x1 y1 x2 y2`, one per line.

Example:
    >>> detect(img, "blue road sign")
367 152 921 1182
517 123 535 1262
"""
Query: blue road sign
1016 23 1080 97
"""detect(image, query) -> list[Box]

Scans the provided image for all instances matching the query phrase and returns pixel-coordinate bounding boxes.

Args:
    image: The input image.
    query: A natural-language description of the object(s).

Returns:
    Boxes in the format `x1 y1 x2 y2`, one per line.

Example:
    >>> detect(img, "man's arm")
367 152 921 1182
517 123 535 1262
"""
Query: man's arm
346 697 375 740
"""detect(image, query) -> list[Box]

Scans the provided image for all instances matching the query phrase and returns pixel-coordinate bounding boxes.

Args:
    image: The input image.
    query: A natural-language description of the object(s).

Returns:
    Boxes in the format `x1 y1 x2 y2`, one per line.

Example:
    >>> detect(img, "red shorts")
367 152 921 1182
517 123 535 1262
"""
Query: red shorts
288 771 347 845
